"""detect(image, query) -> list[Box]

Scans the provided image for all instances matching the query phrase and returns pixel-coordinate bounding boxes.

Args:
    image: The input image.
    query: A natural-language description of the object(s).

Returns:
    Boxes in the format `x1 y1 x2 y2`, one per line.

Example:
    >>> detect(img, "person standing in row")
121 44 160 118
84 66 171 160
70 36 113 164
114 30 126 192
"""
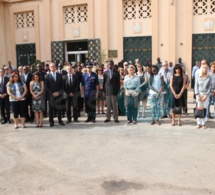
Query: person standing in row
7 72 27 129
208 62 215 122
103 60 120 123
23 66 34 123
149 65 163 125
45 63 65 127
63 65 80 123
136 64 148 118
0 68 10 124
182 66 190 115
156 57 162 71
30 72 44 127
170 64 186 126
192 61 200 100
159 61 172 119
36 64 47 117
81 63 99 123
73 64 83 117
96 66 105 114
124 65 140 124
195 60 211 129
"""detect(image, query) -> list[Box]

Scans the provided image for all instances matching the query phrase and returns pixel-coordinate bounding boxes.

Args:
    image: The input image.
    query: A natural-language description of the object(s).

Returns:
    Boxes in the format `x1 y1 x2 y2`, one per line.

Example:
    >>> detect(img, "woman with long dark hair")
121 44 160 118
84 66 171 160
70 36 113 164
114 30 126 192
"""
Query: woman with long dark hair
30 72 44 127
7 72 27 129
170 64 186 126
96 66 105 114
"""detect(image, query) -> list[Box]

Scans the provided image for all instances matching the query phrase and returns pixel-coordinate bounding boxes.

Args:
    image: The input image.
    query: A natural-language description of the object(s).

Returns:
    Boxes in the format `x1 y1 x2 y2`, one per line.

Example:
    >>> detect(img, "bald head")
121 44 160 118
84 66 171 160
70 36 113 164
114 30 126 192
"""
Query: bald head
49 63 56 73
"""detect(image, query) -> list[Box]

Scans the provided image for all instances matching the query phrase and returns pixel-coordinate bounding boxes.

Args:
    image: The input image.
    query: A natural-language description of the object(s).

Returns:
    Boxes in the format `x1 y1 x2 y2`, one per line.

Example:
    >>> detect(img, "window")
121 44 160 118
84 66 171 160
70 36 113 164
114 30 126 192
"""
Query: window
64 4 88 24
193 0 215 15
124 0 151 20
15 11 34 29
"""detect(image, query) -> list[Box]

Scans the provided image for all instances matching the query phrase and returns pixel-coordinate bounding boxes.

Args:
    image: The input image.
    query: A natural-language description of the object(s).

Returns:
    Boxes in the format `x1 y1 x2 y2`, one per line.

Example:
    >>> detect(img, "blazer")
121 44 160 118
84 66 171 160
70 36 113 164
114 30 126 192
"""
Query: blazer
58 69 67 76
24 73 33 96
38 71 47 81
0 76 9 95
63 74 80 95
45 72 64 99
103 69 120 96
74 71 82 90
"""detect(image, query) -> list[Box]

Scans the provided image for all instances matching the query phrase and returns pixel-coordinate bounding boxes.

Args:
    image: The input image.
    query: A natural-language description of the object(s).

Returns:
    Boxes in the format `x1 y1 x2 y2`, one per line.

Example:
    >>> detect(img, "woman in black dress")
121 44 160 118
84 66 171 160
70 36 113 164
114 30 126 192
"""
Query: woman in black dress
170 64 186 126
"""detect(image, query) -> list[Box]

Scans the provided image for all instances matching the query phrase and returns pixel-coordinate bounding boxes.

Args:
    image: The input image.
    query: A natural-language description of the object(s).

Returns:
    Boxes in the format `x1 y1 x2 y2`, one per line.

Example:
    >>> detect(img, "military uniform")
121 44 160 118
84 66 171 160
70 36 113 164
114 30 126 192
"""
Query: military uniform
82 70 99 122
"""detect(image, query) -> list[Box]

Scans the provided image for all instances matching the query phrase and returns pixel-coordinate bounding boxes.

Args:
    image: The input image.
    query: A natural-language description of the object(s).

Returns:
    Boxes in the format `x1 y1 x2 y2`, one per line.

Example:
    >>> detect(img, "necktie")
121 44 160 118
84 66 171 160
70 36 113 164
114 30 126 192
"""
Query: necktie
110 70 112 79
53 73 56 81
0 78 3 93
69 75 72 86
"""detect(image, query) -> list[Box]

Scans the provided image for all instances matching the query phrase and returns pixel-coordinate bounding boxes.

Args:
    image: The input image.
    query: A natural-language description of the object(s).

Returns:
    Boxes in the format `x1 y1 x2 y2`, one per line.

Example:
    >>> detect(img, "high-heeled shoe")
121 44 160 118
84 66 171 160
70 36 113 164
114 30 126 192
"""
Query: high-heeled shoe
171 121 175 126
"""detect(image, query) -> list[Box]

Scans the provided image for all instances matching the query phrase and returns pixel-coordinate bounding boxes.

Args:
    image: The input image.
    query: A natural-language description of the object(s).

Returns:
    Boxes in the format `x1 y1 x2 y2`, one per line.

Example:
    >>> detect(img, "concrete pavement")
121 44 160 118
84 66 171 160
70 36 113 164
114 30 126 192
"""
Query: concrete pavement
0 99 215 195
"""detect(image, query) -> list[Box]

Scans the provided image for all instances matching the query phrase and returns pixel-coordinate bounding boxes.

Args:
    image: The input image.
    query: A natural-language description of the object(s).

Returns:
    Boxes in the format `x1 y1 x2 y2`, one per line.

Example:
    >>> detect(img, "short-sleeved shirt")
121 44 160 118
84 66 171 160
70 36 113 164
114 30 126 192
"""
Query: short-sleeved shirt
7 82 26 102
82 72 99 98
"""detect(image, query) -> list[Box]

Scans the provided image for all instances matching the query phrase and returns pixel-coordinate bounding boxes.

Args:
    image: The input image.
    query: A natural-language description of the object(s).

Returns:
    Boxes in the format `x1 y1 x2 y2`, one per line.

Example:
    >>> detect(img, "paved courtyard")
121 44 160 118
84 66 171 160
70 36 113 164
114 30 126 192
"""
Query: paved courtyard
0 99 215 195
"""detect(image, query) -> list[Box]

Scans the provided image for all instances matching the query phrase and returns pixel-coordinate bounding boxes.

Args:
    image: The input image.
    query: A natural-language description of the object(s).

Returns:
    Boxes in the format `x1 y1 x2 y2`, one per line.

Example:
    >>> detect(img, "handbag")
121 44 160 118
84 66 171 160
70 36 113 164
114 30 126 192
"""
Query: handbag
194 107 206 118
173 101 182 114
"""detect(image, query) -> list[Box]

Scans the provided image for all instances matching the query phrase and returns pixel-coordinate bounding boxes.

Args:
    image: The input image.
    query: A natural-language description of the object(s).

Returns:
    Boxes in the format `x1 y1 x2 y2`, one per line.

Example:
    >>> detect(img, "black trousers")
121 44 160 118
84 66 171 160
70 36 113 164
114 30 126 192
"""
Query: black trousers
24 95 34 121
85 97 96 120
0 96 10 121
67 96 79 121
49 101 63 123
182 89 188 113
11 100 25 118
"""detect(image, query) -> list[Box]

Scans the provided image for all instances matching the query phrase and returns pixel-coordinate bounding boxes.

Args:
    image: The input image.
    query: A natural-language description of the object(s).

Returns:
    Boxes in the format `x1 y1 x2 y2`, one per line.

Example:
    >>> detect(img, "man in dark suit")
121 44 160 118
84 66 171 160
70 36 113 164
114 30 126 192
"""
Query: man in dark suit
63 65 80 123
72 64 82 116
103 60 121 123
23 65 34 122
0 68 10 124
45 63 65 127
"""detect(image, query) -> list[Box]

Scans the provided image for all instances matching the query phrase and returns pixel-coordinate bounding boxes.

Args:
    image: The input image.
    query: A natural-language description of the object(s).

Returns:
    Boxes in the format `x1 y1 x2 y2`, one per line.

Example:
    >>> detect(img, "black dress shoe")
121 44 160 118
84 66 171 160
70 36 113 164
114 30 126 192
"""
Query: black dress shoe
50 122 54 127
74 119 79 122
104 119 111 123
1 121 7 124
59 121 65 126
85 119 91 123
91 119 96 123
114 119 120 123
161 115 167 119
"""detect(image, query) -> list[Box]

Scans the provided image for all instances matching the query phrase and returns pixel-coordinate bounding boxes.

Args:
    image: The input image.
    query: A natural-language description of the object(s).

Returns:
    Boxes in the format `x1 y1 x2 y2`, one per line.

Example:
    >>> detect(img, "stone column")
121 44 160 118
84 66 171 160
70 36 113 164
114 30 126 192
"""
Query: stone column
0 3 6 67
151 0 159 64
168 0 177 63
100 0 109 62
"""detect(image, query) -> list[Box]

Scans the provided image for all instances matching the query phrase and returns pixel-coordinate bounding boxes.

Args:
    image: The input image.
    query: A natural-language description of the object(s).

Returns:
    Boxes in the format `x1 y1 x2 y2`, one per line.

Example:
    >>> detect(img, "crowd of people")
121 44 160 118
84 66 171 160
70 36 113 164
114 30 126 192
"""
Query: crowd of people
0 58 214 129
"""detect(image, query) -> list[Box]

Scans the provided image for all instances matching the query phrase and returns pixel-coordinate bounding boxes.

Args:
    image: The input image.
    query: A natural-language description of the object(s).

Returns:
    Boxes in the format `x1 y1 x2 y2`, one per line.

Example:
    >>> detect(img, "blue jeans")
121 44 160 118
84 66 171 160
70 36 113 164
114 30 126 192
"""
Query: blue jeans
206 93 215 119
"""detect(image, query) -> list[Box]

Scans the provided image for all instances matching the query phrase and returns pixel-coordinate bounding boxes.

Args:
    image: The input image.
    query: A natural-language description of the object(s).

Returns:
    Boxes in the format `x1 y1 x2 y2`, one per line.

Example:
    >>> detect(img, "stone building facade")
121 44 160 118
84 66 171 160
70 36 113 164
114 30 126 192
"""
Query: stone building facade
0 0 215 79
